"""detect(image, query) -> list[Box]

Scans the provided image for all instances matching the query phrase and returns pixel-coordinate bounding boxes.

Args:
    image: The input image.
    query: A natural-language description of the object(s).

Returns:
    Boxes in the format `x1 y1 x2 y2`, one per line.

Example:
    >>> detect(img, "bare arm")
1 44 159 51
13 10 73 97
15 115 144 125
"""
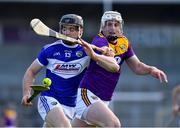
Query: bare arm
172 85 180 116
91 44 106 54
95 54 119 73
80 39 119 73
22 59 43 106
126 55 168 83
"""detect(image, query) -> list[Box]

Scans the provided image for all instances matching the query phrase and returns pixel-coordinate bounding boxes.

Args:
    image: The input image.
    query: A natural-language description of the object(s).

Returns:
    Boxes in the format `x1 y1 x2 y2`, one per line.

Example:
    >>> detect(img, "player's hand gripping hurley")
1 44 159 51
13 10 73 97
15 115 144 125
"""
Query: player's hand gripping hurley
27 78 52 103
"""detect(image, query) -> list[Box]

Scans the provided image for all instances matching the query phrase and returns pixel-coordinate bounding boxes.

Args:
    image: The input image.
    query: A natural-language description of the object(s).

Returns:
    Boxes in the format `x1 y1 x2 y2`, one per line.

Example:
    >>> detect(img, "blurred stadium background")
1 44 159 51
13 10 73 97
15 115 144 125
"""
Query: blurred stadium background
0 0 180 127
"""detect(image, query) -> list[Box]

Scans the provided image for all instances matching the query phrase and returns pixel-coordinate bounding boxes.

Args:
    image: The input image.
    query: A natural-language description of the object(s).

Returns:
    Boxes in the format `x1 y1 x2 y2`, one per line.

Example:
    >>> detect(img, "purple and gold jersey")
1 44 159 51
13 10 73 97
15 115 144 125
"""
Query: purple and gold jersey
80 33 135 101
37 40 89 107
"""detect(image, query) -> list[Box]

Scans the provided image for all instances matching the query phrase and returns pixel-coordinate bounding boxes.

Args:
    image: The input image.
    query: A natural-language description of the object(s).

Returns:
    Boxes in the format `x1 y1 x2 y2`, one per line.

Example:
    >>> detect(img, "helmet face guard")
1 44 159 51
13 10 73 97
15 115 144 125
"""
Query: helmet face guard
59 14 83 38
100 11 123 34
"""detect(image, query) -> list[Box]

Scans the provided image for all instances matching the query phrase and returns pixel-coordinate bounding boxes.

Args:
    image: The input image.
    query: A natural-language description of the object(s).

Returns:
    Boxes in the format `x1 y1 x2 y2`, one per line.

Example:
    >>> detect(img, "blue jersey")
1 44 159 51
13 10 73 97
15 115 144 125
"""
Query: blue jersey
37 40 89 107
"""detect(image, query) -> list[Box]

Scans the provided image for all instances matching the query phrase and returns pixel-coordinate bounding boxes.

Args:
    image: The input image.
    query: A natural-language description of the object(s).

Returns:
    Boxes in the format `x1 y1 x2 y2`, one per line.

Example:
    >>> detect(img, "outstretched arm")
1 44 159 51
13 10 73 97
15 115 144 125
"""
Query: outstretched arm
22 59 43 106
80 39 119 73
172 85 180 116
126 55 168 83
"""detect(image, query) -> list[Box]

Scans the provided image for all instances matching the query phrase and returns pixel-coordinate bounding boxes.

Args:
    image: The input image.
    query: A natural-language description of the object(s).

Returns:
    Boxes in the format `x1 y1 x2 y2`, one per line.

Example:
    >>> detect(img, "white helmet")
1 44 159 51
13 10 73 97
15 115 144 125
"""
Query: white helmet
100 11 123 33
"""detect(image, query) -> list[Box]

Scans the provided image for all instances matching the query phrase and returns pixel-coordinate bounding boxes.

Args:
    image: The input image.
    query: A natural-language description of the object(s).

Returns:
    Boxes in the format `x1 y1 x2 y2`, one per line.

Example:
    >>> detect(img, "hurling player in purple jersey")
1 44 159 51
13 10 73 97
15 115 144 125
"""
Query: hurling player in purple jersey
72 11 168 127
21 14 118 127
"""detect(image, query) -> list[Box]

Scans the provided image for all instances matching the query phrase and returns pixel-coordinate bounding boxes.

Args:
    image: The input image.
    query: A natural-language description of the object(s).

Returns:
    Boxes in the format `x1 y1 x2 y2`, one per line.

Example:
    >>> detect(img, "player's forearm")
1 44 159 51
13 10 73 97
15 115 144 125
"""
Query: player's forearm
133 62 155 75
127 56 155 75
22 70 35 96
95 54 120 73
23 59 43 96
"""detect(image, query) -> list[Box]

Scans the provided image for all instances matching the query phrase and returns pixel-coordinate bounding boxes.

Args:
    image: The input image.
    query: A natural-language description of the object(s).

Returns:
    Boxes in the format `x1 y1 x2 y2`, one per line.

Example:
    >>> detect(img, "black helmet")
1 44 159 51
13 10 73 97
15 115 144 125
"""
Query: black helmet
59 14 83 28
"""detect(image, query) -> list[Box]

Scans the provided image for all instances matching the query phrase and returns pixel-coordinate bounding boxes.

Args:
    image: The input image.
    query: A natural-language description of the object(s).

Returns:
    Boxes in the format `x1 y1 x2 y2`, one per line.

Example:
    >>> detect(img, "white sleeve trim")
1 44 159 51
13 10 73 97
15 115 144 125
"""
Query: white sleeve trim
36 58 45 67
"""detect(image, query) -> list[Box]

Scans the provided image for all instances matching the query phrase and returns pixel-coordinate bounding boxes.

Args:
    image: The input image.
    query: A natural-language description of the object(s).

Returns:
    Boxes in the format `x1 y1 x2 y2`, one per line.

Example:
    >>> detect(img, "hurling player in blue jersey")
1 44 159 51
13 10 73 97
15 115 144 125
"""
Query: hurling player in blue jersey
72 11 168 127
21 14 119 127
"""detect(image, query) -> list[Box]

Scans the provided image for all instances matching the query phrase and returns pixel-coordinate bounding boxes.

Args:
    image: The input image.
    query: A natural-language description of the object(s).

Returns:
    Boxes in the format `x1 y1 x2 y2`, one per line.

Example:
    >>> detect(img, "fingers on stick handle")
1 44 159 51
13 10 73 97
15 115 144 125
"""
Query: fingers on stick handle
27 95 34 103
27 92 39 103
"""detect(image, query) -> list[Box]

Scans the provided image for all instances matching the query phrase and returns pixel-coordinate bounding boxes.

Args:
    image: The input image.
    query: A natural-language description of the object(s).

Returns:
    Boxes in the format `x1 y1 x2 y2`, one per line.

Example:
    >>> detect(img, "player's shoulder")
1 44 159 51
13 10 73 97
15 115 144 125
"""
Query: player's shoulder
116 35 131 52
97 33 106 39
43 40 62 50
118 35 128 40
92 33 107 43
98 33 105 38
118 35 130 44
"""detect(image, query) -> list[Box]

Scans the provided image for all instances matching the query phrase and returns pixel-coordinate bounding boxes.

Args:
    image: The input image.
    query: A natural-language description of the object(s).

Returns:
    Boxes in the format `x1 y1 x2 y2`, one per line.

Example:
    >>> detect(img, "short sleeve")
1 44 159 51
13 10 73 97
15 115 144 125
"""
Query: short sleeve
37 47 48 66
124 42 135 59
